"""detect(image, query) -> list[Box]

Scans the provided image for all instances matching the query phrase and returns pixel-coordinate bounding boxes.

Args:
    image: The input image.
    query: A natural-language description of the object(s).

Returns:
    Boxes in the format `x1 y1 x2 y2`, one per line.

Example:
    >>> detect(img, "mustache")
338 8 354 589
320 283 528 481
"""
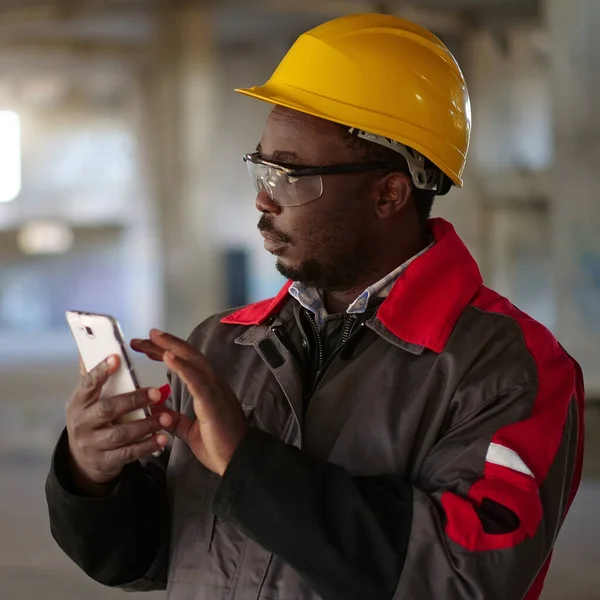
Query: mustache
257 215 292 243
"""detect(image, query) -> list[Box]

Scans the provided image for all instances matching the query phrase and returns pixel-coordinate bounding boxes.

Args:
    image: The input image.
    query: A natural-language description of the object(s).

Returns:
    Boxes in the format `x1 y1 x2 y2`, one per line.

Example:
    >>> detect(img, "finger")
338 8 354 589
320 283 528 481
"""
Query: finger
92 387 162 425
163 353 218 423
75 355 120 407
103 433 169 467
151 405 194 445
78 354 86 377
130 339 165 362
96 413 173 450
149 329 208 369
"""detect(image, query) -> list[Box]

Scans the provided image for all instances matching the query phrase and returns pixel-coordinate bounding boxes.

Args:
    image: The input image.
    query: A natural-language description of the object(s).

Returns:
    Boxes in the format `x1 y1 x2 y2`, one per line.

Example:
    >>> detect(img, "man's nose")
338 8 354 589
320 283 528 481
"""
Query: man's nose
255 187 282 215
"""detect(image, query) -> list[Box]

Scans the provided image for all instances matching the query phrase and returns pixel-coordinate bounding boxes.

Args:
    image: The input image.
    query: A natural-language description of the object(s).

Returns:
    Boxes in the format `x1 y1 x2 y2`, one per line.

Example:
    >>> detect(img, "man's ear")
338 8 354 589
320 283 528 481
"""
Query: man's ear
374 173 412 218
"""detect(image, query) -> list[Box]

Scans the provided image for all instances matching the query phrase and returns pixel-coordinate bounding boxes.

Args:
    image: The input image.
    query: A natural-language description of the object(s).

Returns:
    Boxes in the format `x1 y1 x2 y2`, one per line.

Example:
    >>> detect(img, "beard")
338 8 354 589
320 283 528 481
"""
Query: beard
275 241 376 292
258 212 377 292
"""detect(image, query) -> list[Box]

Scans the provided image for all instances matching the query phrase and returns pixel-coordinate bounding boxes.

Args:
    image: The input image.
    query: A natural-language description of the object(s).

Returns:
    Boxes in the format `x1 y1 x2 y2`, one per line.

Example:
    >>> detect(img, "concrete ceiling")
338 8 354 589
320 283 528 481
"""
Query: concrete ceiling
0 0 540 44
0 0 541 88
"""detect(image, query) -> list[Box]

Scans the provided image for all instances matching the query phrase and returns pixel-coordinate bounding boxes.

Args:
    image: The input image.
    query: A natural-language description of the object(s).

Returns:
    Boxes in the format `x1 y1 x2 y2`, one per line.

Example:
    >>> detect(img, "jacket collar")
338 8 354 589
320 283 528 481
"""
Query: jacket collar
221 218 483 353
221 280 292 327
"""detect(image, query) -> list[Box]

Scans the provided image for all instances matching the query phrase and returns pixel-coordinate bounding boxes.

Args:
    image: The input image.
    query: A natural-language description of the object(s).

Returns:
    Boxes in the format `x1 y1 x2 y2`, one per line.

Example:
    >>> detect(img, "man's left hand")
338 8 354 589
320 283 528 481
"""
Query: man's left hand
131 330 249 476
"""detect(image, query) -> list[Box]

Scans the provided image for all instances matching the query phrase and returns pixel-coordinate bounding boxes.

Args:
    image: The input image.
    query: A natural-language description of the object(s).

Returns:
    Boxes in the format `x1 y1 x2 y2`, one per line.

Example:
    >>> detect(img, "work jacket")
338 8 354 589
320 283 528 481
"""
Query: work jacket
45 218 585 600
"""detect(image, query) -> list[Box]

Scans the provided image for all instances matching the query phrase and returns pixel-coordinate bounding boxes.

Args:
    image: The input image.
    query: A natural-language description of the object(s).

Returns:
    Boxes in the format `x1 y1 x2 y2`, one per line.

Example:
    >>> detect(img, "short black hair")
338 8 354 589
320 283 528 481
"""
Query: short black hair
338 126 436 226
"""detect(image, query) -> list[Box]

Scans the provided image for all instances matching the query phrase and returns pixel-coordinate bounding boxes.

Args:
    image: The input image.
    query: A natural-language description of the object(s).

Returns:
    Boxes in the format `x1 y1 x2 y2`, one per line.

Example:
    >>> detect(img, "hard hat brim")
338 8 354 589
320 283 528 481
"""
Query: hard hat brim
236 83 464 188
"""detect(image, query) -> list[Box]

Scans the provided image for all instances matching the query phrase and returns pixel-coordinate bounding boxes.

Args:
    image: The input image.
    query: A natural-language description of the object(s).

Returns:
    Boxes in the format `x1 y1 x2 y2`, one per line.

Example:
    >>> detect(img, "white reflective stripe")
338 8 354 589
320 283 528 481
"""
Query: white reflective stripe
485 443 535 478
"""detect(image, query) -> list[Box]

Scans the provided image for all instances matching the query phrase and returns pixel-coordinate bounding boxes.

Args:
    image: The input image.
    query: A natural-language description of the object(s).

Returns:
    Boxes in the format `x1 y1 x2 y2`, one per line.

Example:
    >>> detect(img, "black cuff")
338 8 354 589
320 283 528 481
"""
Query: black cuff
212 427 283 519
45 429 168 588
46 428 145 519
48 429 124 501
210 428 413 600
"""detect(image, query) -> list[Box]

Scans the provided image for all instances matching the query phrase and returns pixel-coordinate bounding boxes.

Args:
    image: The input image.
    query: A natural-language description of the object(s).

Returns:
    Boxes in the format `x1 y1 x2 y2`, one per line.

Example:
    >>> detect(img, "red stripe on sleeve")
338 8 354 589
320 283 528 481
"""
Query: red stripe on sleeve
523 361 586 600
441 286 583 559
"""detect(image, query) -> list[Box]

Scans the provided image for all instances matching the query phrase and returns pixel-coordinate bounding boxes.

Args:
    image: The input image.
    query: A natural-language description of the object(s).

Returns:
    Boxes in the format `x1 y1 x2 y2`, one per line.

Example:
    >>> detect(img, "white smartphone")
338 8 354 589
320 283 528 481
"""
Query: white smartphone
66 310 150 423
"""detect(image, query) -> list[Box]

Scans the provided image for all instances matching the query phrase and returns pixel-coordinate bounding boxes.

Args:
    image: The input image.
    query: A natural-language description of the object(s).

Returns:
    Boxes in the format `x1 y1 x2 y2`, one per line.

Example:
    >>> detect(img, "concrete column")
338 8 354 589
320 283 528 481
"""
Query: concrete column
212 40 290 303
506 27 553 170
432 29 500 277
125 82 165 339
142 5 222 337
546 0 600 395
464 29 513 172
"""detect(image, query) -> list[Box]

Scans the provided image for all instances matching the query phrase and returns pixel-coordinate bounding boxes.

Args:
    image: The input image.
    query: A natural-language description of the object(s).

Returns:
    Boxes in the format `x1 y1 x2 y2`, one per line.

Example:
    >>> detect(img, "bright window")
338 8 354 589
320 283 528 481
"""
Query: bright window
0 111 21 203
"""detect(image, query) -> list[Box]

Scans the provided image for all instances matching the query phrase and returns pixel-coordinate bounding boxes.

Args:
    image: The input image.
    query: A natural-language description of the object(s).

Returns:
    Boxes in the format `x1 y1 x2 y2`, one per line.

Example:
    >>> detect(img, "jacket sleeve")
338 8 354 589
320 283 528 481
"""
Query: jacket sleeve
45 428 171 591
212 372 584 600
45 369 182 592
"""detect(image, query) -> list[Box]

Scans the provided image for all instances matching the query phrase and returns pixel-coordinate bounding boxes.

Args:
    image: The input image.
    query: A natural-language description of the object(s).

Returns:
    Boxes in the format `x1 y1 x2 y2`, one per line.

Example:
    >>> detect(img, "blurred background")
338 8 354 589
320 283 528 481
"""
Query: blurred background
0 0 598 598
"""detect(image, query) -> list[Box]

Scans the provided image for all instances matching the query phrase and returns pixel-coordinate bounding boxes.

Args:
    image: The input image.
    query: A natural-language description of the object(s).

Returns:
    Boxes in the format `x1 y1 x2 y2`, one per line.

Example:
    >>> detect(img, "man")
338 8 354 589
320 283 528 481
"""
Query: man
46 13 584 600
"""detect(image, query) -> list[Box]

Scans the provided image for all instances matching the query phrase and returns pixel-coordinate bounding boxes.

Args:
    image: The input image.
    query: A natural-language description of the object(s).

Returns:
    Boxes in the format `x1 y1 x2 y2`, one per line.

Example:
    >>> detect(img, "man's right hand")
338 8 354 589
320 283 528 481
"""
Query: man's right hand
65 354 171 496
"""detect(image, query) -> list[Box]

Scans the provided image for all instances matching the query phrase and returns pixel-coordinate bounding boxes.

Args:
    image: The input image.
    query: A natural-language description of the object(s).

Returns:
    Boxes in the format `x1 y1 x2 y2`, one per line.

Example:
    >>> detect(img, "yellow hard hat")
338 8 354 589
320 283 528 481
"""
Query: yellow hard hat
236 13 471 189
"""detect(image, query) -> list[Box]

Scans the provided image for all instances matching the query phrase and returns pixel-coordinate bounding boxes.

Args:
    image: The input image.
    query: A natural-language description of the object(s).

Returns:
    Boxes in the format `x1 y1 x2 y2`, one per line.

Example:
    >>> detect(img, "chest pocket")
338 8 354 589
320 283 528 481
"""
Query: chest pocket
166 355 296 588
167 405 255 586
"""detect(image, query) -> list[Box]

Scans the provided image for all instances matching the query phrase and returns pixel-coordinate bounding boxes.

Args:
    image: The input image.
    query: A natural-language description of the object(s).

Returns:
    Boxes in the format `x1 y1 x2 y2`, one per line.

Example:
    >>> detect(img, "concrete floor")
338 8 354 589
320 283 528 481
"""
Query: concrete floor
1 409 599 600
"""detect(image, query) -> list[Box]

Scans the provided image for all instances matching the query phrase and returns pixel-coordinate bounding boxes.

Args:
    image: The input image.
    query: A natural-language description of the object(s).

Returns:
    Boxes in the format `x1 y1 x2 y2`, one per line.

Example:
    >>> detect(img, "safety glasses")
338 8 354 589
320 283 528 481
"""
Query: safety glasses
243 152 393 207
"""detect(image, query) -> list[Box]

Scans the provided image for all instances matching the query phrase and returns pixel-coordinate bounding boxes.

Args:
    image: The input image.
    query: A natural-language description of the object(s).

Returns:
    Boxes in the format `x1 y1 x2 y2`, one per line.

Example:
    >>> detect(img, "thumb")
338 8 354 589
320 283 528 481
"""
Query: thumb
78 354 87 377
152 406 194 446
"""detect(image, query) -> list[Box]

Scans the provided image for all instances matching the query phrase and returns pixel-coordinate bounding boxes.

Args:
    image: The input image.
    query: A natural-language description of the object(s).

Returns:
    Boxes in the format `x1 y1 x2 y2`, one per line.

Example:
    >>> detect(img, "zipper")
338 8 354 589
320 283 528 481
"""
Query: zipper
304 310 324 372
340 314 358 345
318 314 362 381
304 312 364 405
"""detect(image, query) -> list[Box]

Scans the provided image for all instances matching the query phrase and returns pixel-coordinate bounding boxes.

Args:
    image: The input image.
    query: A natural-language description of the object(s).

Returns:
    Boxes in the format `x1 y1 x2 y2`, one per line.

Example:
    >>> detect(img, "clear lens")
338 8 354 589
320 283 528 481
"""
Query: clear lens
246 160 323 206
